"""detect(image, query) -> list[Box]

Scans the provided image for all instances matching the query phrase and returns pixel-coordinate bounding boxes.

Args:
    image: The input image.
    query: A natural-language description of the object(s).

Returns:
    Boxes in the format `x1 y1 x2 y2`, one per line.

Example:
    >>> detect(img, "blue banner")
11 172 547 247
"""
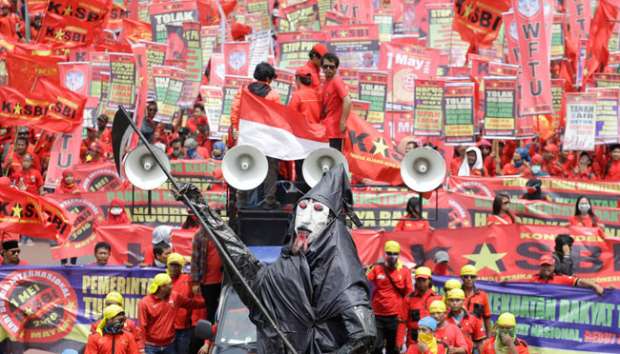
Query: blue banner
437 276 620 353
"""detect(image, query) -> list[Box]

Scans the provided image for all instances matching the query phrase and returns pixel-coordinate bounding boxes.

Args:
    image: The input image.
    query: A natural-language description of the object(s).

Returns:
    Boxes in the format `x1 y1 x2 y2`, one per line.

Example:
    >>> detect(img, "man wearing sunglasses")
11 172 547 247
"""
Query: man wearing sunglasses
320 53 351 152
461 265 492 336
2 240 25 265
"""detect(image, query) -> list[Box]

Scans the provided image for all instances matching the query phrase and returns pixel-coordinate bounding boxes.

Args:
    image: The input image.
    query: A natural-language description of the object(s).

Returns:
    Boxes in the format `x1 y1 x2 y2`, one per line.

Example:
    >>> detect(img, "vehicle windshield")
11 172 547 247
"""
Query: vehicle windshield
213 288 257 353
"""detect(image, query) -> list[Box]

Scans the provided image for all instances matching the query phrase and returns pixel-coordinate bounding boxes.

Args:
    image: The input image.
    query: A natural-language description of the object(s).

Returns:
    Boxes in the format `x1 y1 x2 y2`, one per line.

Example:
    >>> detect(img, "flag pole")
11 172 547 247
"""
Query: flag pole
23 0 31 42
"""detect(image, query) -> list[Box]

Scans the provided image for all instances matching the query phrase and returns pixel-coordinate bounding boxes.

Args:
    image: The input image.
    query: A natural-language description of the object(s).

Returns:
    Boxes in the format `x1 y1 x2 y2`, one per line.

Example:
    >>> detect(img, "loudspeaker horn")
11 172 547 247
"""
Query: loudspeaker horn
222 145 268 191
400 148 446 192
302 147 349 187
124 144 171 190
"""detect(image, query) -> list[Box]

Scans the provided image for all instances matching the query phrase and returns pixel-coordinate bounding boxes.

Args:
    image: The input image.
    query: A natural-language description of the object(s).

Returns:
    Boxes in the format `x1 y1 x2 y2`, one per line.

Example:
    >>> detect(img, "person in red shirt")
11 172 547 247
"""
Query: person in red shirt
167 253 204 353
457 147 484 176
367 241 413 354
531 254 604 295
429 300 468 353
138 273 204 353
450 146 465 176
57 170 82 194
299 43 327 93
478 140 497 177
6 137 41 176
569 196 606 237
83 142 104 164
487 193 516 225
605 145 620 180
501 152 530 176
406 267 443 348
432 251 451 276
89 292 143 349
86 304 139 354
106 198 131 225
480 312 529 354
570 152 597 180
191 226 224 323
94 242 111 266
460 265 493 336
1 240 26 265
394 196 431 232
320 53 351 151
445 289 486 353
11 154 43 195
541 143 564 177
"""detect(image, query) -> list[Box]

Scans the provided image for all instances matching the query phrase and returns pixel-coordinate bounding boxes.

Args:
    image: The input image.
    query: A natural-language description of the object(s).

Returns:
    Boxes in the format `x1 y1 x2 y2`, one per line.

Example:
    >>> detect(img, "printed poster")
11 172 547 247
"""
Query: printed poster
413 79 444 136
483 77 517 138
563 93 596 151
443 82 475 145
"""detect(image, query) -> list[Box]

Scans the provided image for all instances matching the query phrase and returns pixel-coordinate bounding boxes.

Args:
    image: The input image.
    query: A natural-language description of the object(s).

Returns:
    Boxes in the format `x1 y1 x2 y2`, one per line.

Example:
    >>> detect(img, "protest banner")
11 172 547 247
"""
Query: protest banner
324 9 352 26
324 24 380 69
563 93 596 151
248 30 272 75
551 14 566 60
199 85 224 138
44 126 84 190
443 81 475 145
278 0 321 32
220 75 252 135
351 99 370 121
223 41 251 77
63 162 122 192
156 67 185 123
58 62 92 98
178 22 203 108
272 68 295 105
36 13 102 48
149 0 198 43
426 3 468 66
358 71 388 127
513 0 552 116
383 111 414 146
594 73 620 88
566 0 591 43
503 11 519 64
413 79 444 136
483 76 517 138
452 0 510 49
208 53 225 86
151 64 171 110
551 78 565 130
164 23 187 67
276 32 326 69
373 10 393 42
339 68 359 99
107 53 137 112
4 52 61 93
200 25 219 63
333 0 373 24
589 88 619 144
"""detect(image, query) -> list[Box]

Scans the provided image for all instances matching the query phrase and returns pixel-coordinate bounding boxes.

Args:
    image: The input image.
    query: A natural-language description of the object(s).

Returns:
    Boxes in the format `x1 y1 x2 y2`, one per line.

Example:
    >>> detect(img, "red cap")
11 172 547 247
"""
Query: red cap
295 66 313 77
540 254 555 266
544 144 559 153
531 154 543 164
231 22 252 41
478 139 492 147
312 43 328 57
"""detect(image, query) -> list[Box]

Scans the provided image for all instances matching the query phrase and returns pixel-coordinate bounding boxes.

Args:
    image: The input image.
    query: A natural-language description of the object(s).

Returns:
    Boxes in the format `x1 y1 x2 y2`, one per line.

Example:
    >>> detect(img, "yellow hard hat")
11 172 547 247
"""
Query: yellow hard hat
460 264 478 277
496 312 517 327
444 279 462 291
415 266 432 279
97 304 125 335
105 291 124 306
429 300 446 313
384 240 401 253
167 252 186 267
447 288 465 300
148 273 172 295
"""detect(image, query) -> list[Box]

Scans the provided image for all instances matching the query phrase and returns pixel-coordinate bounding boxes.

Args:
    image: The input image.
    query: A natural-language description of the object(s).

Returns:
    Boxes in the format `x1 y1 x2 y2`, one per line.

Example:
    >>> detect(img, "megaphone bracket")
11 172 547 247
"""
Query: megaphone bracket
113 106 299 354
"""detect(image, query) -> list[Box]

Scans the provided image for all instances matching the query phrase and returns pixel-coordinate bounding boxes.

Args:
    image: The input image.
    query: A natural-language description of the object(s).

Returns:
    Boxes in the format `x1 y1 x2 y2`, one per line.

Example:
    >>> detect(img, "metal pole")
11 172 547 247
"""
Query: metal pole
117 107 299 354
23 0 31 42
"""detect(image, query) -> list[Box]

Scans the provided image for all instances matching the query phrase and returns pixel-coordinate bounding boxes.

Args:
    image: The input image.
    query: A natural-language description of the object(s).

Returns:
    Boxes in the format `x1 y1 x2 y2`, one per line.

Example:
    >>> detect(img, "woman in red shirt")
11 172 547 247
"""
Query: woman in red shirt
487 193 516 225
569 196 605 235
570 152 597 180
394 196 431 232
605 145 620 180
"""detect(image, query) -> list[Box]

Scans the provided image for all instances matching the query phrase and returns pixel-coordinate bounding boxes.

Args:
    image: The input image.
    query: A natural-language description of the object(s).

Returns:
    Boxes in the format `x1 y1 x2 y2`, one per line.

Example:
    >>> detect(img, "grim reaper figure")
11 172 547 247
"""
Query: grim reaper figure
181 164 375 353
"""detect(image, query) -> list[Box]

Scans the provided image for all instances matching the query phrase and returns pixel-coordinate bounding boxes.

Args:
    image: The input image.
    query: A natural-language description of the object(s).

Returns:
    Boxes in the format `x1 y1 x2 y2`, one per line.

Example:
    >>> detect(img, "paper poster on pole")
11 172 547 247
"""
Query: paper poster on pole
324 24 379 69
249 30 272 73
588 88 620 144
220 75 253 135
276 32 327 69
178 22 203 108
563 93 596 151
483 76 517 138
443 82 475 145
278 0 321 32
149 1 198 42
199 85 224 138
357 71 388 128
106 53 137 112
413 79 444 136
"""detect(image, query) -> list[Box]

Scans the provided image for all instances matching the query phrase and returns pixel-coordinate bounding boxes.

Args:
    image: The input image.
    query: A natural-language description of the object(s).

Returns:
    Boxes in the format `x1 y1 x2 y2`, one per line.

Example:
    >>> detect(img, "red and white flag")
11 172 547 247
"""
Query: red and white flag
238 89 328 160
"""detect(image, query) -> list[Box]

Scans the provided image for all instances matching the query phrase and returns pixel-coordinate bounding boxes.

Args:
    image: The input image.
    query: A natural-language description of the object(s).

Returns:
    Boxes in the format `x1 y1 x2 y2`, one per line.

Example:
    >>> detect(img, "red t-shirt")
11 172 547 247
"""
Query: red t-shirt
487 214 514 225
435 322 469 350
464 288 492 319
447 311 486 352
407 290 443 345
367 264 413 316
171 273 204 330
531 273 577 286
569 215 598 228
321 75 349 139
607 161 620 180
302 60 321 92
481 337 530 354
12 168 43 194
394 219 430 232
289 85 322 125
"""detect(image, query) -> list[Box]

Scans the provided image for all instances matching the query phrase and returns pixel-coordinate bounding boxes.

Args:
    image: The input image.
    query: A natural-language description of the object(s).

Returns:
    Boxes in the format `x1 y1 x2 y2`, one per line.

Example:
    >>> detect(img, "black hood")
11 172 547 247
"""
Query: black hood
248 81 272 98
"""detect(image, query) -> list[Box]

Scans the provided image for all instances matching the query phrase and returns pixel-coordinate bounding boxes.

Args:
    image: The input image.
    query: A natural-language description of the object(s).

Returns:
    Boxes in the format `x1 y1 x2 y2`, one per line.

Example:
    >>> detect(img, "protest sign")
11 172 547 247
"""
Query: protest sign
443 81 475 145
563 93 596 151
199 85 224 138
200 25 219 63
383 111 414 145
594 73 620 88
272 68 295 105
178 22 203 108
340 68 359 99
324 24 380 69
551 78 565 130
413 79 444 136
249 31 272 74
220 75 252 135
483 76 517 138
358 71 388 127
426 3 468 66
107 53 137 111
276 32 326 69
373 11 393 42
44 126 83 190
590 88 619 144
149 1 198 42
154 66 185 123
278 0 321 32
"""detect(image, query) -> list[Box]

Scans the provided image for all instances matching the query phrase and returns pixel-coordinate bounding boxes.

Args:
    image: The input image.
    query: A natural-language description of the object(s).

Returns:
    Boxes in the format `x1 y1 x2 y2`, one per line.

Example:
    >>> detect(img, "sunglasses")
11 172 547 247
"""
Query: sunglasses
322 64 337 69
462 275 476 279
386 252 399 256
8 249 20 255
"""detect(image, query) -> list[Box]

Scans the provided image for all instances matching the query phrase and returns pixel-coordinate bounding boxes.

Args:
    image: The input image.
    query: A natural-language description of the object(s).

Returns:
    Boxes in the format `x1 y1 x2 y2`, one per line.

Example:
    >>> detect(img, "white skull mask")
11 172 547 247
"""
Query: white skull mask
293 199 330 253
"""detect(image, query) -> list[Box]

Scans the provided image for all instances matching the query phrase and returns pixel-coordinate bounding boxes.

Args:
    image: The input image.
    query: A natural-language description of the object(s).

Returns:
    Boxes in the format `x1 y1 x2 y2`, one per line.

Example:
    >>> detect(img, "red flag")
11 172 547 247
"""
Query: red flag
120 18 153 42
197 0 237 26
0 79 86 133
5 52 62 93
36 12 103 48
344 114 403 185
95 224 154 266
452 0 511 52
513 0 552 115
585 0 619 80
0 183 72 241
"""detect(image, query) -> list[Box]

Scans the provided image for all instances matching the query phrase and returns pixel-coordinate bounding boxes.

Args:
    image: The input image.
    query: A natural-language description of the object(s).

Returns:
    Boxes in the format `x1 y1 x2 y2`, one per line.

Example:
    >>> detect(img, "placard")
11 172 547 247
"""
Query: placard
358 71 388 126
413 79 444 136
563 93 596 151
443 82 475 145
483 77 517 138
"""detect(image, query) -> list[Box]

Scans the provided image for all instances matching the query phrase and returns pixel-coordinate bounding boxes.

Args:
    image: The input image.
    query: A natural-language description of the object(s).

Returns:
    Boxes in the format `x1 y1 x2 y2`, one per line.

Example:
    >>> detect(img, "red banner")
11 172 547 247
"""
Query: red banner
36 13 103 48
452 0 511 49
513 0 552 116
352 224 620 287
95 224 154 265
44 125 84 190
5 52 62 93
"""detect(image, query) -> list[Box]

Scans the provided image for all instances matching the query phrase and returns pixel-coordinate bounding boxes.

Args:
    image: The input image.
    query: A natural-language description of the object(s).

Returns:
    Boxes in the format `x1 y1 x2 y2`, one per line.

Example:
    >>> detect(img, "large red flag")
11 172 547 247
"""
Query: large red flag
94 224 154 266
452 0 511 52
5 52 62 93
0 79 86 133
36 13 103 48
585 0 619 81
344 114 403 185
0 183 72 241
120 18 153 43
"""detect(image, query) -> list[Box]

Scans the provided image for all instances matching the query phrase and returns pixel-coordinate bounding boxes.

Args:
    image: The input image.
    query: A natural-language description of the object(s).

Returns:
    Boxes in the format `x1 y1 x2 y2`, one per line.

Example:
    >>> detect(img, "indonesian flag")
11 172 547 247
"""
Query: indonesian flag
238 89 328 160
0 183 73 241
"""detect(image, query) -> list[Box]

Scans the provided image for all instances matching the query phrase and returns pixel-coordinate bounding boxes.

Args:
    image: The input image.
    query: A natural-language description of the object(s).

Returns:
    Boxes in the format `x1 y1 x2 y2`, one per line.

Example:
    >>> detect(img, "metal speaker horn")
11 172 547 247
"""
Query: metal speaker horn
222 145 268 191
400 148 446 192
124 144 171 190
302 147 349 187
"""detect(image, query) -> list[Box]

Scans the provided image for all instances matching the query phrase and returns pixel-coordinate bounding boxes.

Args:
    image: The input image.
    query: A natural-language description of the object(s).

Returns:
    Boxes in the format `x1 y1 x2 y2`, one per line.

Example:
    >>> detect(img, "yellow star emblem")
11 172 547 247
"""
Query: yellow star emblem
12 203 22 218
463 243 507 273
54 29 65 40
13 103 21 115
339 30 348 37
63 5 72 16
372 137 388 157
